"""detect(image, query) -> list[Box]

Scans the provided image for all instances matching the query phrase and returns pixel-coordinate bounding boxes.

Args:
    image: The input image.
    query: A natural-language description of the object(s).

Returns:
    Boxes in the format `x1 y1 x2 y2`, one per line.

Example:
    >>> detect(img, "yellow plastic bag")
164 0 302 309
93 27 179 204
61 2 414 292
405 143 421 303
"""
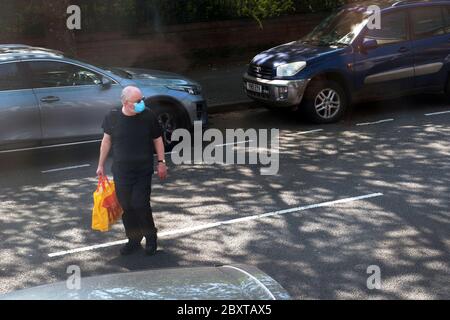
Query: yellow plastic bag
92 176 123 232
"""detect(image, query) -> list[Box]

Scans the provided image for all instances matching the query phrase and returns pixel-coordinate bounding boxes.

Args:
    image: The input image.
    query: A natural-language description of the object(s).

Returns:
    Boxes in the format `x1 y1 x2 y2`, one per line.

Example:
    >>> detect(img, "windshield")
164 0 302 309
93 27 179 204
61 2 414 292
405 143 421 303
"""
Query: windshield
302 9 369 46
104 67 133 79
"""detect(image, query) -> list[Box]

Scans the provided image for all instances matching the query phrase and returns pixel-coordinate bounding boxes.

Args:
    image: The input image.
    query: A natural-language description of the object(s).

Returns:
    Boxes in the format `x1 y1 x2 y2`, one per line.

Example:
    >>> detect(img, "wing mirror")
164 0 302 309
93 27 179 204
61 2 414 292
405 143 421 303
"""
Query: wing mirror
101 77 112 89
361 38 378 52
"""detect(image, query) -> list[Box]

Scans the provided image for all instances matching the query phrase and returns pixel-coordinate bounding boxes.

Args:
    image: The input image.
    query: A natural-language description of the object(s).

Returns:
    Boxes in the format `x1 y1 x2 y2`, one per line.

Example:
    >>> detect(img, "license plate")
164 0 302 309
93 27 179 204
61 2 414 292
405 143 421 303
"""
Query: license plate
246 82 262 93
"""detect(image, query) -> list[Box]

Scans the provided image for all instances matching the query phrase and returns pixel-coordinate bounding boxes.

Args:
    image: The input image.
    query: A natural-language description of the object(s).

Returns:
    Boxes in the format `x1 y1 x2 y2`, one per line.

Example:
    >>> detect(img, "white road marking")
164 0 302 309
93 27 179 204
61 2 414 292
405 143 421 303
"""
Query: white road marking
215 140 254 148
425 110 450 116
356 119 394 126
155 140 252 158
48 192 383 258
49 240 129 257
0 139 102 154
41 164 91 174
298 129 323 135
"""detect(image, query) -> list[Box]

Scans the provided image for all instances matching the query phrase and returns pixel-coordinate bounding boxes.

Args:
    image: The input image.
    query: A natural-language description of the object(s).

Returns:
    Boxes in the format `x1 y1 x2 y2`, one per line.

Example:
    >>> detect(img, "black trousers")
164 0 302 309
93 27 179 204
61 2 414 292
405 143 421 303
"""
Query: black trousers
112 162 156 243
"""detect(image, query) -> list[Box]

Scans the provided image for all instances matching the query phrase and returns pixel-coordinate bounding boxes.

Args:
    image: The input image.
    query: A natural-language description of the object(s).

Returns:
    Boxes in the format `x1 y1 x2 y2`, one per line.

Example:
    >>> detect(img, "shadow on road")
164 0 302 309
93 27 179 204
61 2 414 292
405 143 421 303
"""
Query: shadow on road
0 93 449 299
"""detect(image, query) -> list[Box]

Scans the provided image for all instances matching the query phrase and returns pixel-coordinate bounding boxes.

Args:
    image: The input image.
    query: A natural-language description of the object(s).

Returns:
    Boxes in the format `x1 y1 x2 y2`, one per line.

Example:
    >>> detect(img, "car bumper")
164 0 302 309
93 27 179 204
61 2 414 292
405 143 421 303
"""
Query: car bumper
183 97 208 129
243 73 310 107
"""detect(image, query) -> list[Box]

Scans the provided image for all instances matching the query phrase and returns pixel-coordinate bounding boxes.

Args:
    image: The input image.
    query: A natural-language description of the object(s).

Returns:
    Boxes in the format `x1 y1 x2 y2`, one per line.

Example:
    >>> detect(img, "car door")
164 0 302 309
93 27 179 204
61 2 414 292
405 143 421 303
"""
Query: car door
0 61 41 150
353 9 414 100
28 60 123 143
410 5 450 91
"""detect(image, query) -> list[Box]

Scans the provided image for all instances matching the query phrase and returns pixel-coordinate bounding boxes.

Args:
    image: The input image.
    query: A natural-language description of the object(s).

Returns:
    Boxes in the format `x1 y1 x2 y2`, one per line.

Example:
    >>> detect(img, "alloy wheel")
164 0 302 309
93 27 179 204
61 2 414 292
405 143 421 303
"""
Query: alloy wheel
314 88 341 119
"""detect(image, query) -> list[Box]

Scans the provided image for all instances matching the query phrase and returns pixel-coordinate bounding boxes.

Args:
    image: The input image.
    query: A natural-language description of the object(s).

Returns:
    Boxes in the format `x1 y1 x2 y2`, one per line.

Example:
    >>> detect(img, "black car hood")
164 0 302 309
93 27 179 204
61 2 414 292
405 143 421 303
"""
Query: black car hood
251 41 343 67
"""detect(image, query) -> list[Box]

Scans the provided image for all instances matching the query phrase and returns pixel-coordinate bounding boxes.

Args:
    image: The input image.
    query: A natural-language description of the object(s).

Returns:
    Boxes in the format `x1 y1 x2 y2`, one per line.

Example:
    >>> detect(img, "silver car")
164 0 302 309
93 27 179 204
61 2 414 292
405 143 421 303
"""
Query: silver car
0 264 291 300
0 44 208 152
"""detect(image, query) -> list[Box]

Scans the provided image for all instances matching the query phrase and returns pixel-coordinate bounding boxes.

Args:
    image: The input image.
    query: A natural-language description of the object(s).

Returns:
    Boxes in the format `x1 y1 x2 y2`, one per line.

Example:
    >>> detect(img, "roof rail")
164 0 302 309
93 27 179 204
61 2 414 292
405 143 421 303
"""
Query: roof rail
0 44 32 48
392 0 447 6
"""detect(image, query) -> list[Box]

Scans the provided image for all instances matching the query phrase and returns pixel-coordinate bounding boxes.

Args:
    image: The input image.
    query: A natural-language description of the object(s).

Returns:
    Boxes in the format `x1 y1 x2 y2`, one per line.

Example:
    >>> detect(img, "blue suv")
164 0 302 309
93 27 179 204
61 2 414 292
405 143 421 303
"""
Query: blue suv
243 0 450 123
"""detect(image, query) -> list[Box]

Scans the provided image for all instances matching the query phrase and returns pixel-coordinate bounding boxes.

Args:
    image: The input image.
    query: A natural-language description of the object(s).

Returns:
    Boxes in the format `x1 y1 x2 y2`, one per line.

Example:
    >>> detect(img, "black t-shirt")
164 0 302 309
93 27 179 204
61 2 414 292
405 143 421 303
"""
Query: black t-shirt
102 108 163 165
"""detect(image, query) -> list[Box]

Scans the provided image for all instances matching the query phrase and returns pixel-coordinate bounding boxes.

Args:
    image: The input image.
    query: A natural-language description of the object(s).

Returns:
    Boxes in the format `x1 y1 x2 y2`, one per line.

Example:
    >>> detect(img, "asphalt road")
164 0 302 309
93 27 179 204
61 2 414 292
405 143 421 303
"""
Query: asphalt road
0 93 449 299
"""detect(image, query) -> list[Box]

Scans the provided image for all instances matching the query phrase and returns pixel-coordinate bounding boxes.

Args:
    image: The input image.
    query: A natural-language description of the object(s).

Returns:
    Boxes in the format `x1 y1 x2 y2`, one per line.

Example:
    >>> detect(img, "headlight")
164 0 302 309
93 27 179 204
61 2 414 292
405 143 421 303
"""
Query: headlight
167 85 201 95
276 61 307 77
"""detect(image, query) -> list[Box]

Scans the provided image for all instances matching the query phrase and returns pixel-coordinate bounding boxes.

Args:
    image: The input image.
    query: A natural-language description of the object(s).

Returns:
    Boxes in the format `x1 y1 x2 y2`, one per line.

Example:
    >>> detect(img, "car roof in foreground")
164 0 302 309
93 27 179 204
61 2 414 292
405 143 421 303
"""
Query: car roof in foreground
342 0 450 11
0 45 64 63
0 264 291 300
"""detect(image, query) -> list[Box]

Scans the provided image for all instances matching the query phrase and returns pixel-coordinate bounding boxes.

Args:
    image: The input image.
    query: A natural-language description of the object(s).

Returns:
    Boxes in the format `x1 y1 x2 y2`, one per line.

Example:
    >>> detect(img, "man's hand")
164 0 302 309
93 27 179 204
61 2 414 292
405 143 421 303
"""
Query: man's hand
154 136 167 180
97 133 111 178
96 165 105 177
157 162 168 180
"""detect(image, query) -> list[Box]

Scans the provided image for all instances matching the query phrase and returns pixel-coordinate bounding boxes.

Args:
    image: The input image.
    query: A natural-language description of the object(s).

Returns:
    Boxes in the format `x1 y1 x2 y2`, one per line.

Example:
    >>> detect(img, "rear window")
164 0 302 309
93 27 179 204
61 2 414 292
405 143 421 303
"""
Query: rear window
0 62 28 91
411 6 446 39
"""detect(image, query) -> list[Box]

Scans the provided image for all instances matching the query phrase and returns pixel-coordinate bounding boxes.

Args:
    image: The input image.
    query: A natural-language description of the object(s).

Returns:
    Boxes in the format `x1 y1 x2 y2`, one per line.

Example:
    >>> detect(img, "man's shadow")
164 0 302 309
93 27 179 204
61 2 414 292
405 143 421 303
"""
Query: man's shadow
107 248 182 272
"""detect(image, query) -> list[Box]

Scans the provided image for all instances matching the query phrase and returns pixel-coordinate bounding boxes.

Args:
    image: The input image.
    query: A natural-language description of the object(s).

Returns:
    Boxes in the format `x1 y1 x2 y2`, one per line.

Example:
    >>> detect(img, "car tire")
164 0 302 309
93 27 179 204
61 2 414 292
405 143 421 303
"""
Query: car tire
147 102 188 151
302 80 347 124
445 76 450 100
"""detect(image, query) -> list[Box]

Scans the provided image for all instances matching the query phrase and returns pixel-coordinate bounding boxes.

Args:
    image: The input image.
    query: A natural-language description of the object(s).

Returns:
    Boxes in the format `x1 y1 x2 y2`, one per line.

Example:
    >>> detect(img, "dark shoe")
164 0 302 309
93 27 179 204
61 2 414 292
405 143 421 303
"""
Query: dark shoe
145 230 158 256
120 241 141 256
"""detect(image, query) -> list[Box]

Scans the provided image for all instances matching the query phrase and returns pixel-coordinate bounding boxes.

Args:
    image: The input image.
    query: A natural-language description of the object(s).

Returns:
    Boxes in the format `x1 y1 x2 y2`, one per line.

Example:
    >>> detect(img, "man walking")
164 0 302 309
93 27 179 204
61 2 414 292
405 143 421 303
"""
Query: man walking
96 86 167 256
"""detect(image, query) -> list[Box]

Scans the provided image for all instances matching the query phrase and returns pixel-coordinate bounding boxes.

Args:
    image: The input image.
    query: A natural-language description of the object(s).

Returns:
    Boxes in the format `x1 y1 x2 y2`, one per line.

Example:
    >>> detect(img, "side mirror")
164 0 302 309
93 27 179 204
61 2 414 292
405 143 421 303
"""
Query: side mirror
361 38 378 52
101 77 112 89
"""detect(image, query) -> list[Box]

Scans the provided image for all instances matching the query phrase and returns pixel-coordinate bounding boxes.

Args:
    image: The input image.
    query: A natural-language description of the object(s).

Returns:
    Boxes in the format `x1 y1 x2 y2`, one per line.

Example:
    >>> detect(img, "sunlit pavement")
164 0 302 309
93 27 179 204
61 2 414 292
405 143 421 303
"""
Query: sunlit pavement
0 94 449 299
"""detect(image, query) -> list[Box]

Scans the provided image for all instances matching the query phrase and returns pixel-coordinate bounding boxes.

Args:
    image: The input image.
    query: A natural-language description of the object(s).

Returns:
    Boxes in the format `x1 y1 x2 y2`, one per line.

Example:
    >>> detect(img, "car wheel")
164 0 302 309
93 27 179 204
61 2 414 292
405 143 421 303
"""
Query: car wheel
149 102 188 150
302 80 347 124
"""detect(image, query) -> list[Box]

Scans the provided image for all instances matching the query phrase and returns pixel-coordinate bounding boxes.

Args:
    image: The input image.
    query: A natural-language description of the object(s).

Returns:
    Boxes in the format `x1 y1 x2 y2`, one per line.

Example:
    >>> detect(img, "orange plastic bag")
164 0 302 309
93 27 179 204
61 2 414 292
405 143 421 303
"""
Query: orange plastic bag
92 176 123 232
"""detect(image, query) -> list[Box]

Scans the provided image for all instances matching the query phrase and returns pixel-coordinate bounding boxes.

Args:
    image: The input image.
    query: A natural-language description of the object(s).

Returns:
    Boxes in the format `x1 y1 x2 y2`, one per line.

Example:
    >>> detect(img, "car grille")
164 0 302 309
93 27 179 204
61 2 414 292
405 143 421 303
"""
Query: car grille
248 64 274 80
245 84 271 100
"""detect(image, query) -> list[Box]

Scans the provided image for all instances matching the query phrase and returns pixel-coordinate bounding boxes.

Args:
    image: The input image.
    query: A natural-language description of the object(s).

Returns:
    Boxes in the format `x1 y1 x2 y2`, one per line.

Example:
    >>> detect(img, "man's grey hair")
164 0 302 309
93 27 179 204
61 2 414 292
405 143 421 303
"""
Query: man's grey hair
121 86 141 104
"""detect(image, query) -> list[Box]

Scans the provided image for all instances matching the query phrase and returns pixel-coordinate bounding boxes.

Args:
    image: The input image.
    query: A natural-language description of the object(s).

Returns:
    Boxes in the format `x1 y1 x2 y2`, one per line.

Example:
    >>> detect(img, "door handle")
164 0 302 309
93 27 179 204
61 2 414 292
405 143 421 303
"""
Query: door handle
40 96 60 103
398 47 410 53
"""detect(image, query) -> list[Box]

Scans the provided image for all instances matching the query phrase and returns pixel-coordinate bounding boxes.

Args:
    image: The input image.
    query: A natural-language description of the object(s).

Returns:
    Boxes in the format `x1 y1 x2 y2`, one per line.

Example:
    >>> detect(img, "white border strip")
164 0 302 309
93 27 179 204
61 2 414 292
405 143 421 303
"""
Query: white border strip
48 193 383 258
222 265 276 300
425 110 450 116
356 119 394 126
41 164 91 174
